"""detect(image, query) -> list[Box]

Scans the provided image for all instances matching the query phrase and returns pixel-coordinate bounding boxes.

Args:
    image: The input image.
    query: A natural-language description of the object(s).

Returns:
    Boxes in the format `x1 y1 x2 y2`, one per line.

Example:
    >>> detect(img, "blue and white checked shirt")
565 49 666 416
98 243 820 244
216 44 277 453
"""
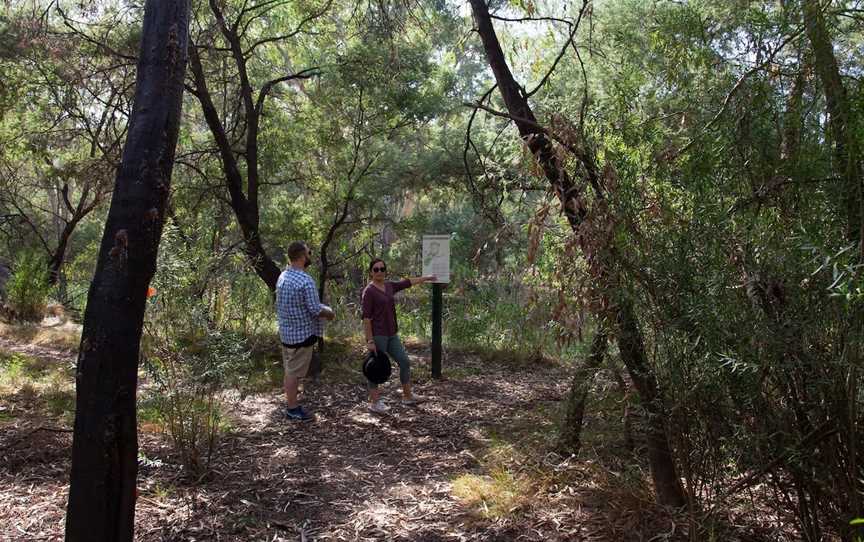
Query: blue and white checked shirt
275 268 324 345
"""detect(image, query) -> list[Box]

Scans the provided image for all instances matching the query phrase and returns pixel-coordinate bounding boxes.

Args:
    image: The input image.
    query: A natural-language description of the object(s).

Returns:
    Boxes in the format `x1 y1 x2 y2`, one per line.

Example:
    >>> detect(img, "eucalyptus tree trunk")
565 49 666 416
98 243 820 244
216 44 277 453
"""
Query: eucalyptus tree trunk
185 0 322 292
65 1 190 540
468 0 685 507
803 0 863 248
187 46 280 290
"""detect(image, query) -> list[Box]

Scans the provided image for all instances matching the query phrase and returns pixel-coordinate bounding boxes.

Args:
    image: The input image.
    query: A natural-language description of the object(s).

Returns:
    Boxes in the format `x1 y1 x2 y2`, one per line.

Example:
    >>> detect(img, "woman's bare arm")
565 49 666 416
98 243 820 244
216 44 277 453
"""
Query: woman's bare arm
408 275 436 286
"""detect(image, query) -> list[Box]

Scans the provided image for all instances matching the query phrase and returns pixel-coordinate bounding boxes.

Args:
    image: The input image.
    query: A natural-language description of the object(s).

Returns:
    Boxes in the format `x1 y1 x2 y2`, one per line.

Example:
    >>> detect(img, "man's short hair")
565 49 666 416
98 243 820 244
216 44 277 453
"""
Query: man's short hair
287 241 308 262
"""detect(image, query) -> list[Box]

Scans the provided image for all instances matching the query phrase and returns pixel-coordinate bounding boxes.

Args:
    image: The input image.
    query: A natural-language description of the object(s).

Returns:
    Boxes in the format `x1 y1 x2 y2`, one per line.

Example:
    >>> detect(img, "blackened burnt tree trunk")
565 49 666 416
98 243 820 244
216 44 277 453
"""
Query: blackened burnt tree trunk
65 1 190 540
468 0 686 507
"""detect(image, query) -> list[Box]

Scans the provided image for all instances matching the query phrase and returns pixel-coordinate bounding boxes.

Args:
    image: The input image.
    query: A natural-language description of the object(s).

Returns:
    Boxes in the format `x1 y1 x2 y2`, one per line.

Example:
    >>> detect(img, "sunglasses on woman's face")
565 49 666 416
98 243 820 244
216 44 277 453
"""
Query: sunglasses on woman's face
372 266 386 272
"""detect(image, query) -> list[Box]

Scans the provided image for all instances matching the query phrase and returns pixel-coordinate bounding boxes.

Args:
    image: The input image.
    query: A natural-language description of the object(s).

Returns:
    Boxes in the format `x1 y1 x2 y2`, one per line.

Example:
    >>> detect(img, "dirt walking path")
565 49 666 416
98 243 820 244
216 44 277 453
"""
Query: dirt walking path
137 369 569 542
0 338 586 541
0 337 782 541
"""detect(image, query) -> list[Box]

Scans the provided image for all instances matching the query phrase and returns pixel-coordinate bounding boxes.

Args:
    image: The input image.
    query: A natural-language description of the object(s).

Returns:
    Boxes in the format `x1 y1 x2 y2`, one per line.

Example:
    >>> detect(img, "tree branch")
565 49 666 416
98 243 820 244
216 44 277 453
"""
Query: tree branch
56 6 137 62
678 25 805 155
243 0 334 56
255 68 320 116
525 0 589 100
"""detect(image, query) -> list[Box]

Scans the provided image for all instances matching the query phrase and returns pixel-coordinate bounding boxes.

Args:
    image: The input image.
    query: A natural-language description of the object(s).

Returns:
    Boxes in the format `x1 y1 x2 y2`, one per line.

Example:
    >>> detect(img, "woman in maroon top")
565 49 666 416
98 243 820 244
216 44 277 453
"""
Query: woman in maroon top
362 258 435 413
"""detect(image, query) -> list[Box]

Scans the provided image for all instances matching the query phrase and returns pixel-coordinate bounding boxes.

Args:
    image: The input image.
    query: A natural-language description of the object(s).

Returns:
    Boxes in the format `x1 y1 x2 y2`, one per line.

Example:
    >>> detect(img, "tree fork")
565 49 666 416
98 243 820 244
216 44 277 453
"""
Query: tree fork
65 1 191 540
187 46 281 291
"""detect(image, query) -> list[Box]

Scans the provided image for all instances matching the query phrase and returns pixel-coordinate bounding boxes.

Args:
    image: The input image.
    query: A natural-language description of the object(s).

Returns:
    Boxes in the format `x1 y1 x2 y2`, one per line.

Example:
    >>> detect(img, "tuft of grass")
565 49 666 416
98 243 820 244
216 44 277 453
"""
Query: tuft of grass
242 343 283 395
17 381 38 401
452 469 530 519
473 346 561 370
240 333 367 392
0 348 76 421
141 479 175 501
0 349 73 379
319 337 366 385
44 388 75 420
450 398 562 521
0 350 55 391
443 364 486 379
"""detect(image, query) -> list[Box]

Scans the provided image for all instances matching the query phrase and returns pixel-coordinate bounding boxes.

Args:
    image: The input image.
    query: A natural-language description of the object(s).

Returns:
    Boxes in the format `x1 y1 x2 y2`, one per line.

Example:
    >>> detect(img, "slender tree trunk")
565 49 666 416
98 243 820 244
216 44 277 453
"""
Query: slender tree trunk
315 188 357 354
48 218 80 286
187 47 280 291
558 330 608 454
318 242 330 309
65 2 190 540
48 184 104 287
313 252 329 369
610 366 636 452
790 9 862 525
469 0 685 507
615 297 686 506
803 0 863 248
781 67 804 167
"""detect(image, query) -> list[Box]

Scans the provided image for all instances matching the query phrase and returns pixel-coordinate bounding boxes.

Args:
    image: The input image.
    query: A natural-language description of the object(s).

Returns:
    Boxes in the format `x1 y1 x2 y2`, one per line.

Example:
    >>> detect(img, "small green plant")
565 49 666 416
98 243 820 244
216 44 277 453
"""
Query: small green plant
0 408 13 422
137 395 163 427
143 293 248 477
6 250 52 322
452 468 530 519
0 351 28 390
142 326 245 478
44 388 75 420
145 355 225 477
140 227 252 478
149 481 174 501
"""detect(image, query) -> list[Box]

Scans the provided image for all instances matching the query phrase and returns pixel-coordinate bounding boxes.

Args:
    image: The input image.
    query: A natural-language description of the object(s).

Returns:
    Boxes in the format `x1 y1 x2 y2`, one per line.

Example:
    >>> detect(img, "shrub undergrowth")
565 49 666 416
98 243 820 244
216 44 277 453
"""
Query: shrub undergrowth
6 250 51 322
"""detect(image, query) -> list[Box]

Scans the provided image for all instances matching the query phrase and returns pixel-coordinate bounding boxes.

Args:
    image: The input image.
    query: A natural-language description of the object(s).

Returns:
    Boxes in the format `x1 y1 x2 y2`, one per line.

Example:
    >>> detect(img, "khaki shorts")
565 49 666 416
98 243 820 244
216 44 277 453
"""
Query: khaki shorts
282 344 314 378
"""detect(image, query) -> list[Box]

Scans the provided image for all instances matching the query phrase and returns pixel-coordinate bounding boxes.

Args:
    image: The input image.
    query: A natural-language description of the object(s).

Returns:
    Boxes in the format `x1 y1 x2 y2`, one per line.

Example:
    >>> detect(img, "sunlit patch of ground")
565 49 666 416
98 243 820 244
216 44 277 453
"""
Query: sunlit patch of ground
0 319 82 352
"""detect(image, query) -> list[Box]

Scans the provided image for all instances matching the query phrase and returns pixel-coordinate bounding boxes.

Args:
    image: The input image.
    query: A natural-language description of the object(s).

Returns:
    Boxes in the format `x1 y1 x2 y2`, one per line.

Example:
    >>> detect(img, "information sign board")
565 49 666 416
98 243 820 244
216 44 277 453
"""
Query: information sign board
422 235 450 283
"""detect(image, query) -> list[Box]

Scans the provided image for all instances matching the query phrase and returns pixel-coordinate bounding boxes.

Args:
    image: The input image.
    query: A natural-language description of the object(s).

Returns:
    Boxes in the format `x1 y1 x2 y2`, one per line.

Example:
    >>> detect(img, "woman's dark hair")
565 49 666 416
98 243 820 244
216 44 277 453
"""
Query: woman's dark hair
368 258 386 272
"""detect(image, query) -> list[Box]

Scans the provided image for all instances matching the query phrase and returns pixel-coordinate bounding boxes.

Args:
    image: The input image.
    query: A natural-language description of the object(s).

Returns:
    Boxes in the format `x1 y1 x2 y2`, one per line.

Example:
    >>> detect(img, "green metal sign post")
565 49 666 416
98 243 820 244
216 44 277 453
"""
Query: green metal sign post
431 283 443 379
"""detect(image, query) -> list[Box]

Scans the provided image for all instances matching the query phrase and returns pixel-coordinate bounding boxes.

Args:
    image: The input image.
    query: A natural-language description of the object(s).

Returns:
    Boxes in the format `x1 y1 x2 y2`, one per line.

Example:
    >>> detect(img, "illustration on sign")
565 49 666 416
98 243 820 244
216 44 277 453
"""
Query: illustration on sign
422 235 450 283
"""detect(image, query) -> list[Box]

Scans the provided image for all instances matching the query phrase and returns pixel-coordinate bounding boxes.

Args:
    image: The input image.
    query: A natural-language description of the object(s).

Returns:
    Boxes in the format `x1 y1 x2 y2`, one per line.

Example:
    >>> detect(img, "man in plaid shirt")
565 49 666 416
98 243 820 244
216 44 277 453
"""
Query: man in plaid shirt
276 241 334 421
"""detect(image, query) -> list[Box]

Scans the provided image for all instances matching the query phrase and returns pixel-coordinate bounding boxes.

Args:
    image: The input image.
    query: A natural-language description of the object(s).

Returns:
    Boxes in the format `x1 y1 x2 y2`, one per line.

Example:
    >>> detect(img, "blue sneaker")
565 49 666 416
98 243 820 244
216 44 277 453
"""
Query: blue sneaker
283 406 314 421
